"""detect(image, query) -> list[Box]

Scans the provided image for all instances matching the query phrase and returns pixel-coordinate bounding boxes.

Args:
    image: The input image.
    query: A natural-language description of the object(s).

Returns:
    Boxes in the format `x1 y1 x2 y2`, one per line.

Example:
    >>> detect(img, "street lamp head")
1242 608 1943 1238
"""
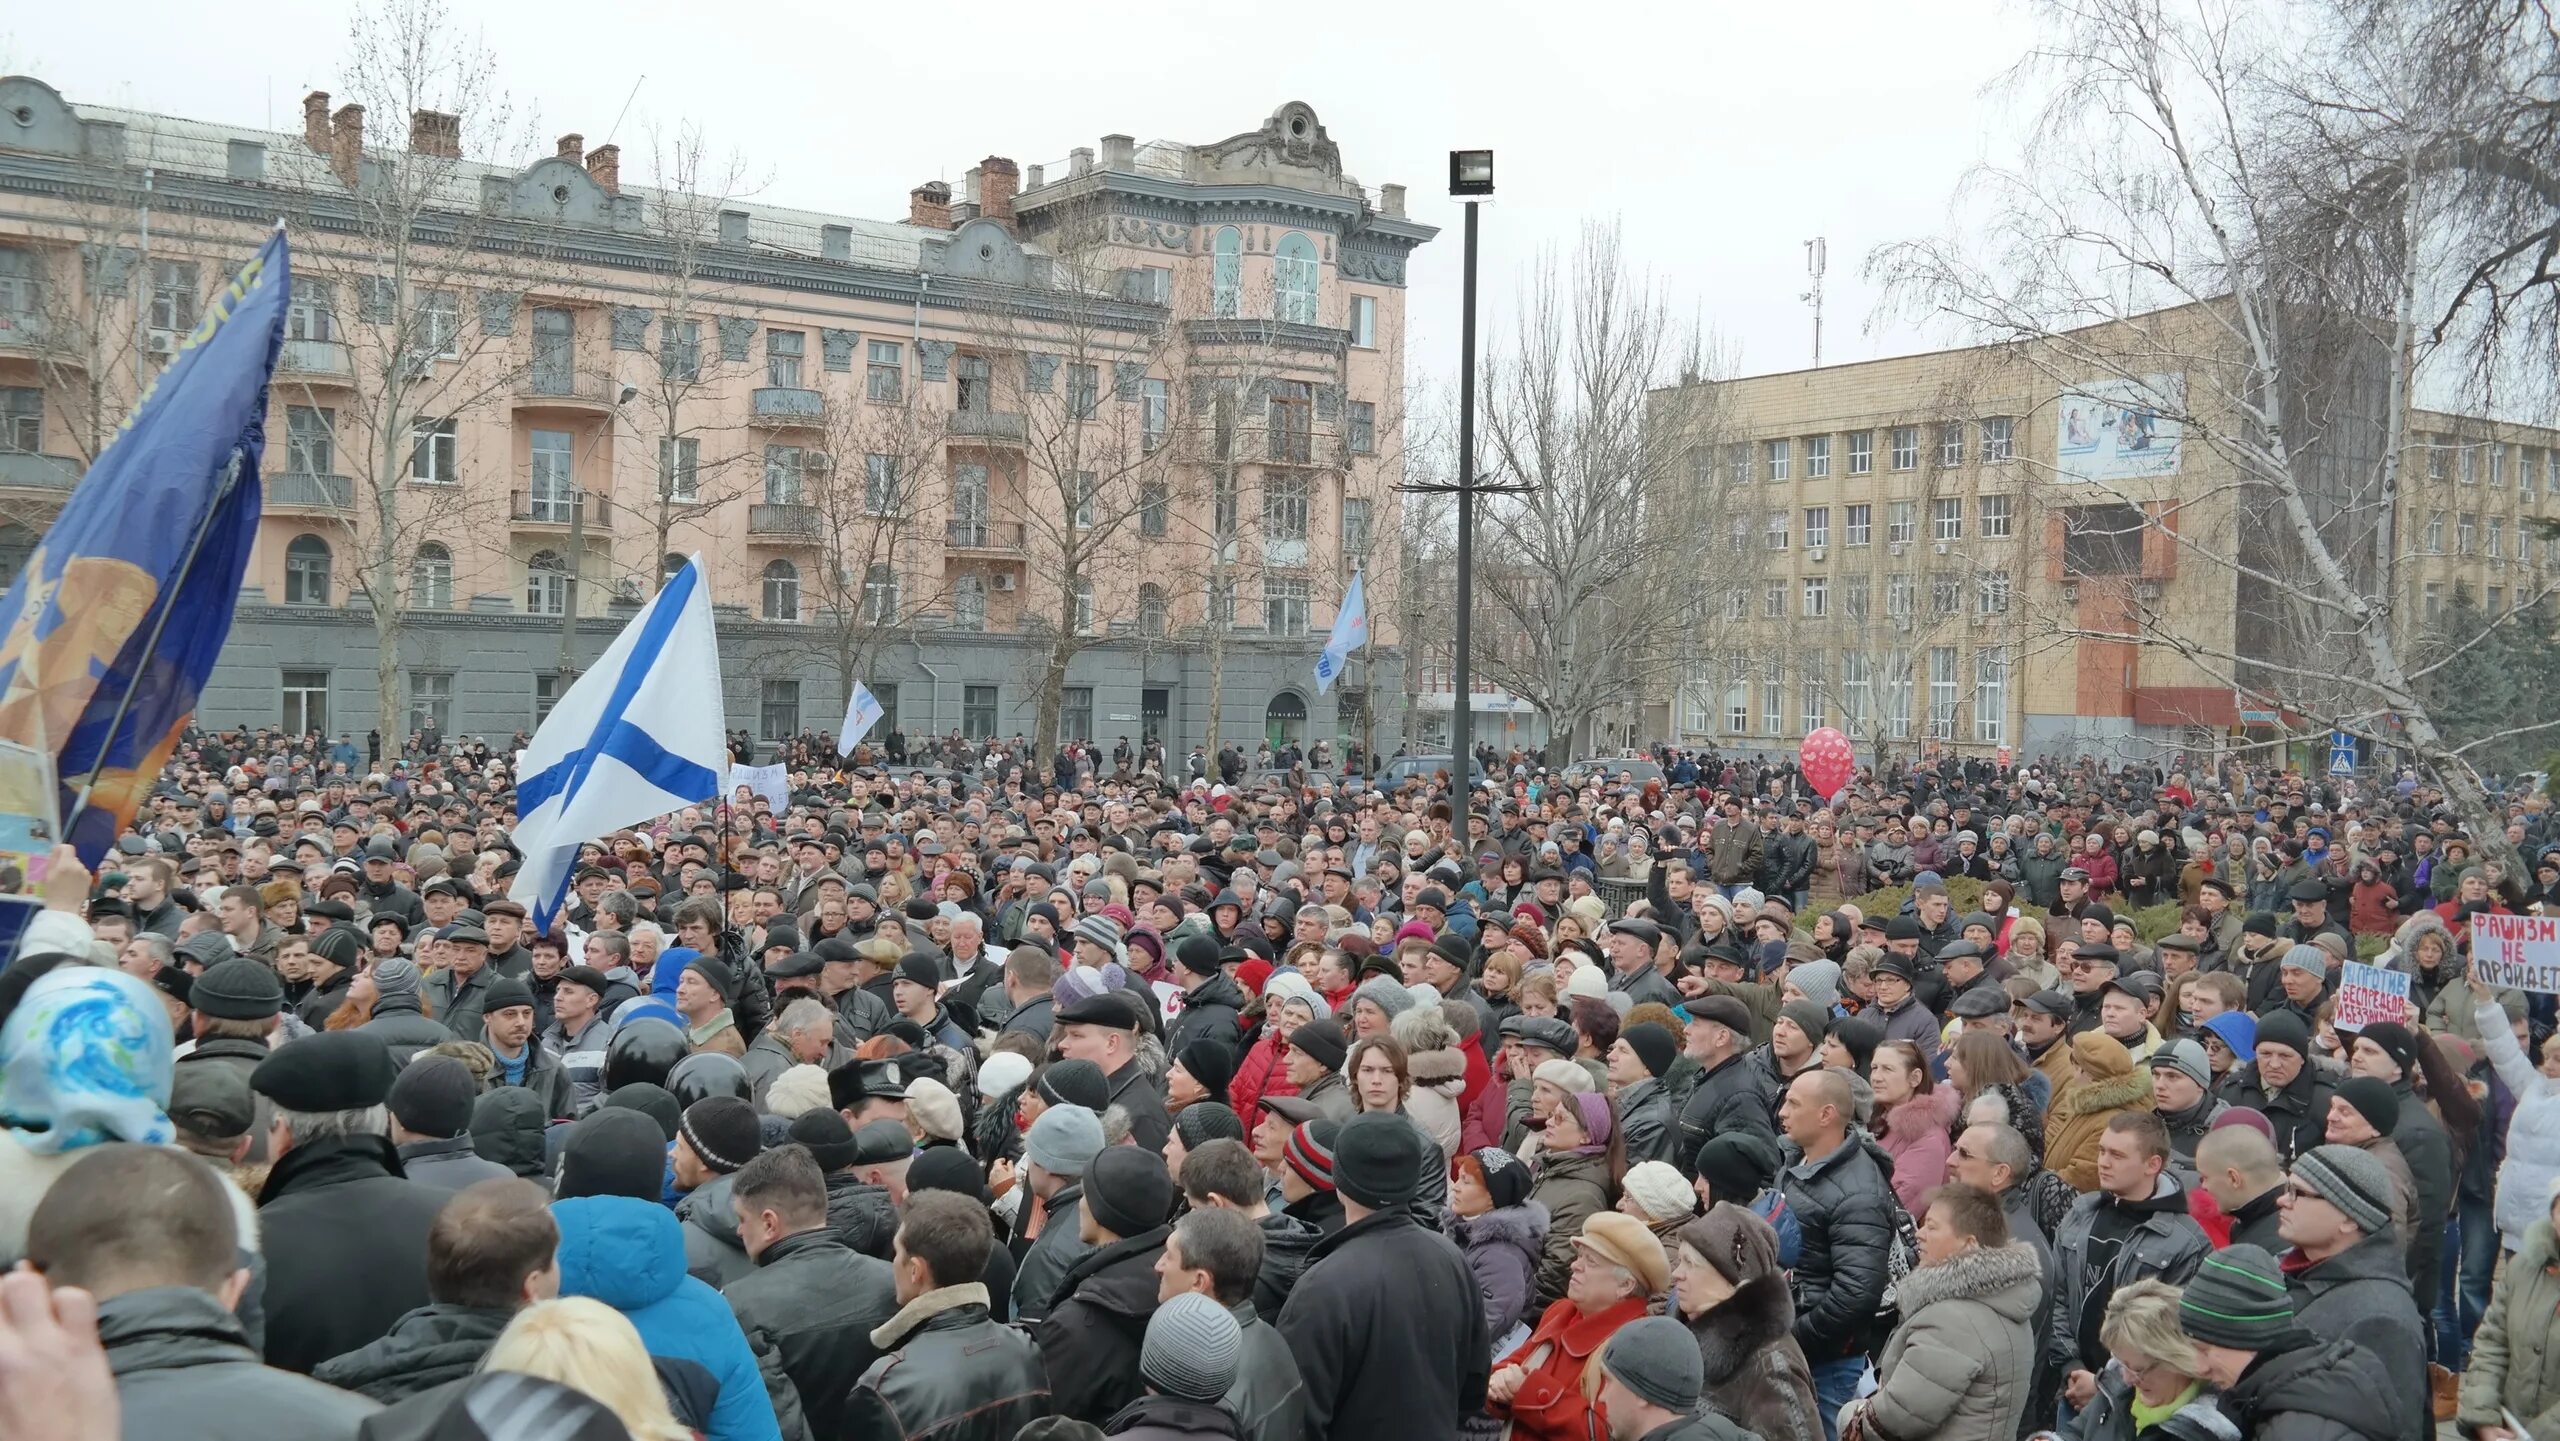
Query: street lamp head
1449 149 1494 198
617 383 639 406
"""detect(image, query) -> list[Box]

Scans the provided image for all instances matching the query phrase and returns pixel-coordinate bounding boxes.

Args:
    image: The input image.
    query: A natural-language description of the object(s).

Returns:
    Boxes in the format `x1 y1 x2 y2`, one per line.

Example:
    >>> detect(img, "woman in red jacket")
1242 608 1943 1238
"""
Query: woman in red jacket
1229 984 1325 1135
2076 831 2120 897
1485 1212 1669 1441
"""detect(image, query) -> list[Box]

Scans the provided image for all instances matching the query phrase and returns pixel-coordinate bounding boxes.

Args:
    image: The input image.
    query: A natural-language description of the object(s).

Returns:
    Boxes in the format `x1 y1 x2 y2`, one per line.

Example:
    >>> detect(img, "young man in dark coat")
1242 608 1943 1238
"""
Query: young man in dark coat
2178 1243 2402 1441
720 1145 899 1441
845 1191 1052 1441
314 1178 557 1402
1277 1112 1488 1440
1035 1146 1179 1423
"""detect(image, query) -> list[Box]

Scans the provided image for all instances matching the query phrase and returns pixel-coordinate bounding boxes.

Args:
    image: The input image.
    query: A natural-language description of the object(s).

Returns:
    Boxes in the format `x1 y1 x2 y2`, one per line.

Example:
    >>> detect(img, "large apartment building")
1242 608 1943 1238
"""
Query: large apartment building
1646 314 2560 767
0 73 1431 754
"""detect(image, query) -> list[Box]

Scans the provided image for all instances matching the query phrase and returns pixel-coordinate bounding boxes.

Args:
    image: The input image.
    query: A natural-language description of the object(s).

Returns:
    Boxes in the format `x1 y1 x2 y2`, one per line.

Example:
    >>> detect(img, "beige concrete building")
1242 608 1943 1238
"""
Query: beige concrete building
1647 316 2560 765
0 74 1431 752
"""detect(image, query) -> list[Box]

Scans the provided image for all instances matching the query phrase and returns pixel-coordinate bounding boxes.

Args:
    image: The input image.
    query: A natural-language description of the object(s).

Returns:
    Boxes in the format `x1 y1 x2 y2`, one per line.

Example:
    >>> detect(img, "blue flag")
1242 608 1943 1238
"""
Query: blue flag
1313 570 1368 696
0 230 287 865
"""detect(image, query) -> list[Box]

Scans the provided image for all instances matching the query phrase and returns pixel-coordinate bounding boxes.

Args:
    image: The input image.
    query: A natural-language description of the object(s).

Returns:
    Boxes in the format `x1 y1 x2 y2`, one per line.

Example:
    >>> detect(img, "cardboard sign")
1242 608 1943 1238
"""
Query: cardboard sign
2475 912 2560 994
2333 960 2411 1031
726 763 790 814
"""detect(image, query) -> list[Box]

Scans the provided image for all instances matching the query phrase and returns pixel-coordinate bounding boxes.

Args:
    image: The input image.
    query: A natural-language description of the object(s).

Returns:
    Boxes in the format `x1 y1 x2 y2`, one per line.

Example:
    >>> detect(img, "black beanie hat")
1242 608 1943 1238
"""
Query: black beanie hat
679 1096 763 1174
1037 1058 1111 1113
556 1107 674 1199
906 1144 990 1203
1173 1102 1246 1152
2334 1075 2401 1136
1083 1146 1175 1237
1175 1038 1238 1103
1471 1145 1533 1210
2254 1009 2312 1061
1692 1130 1783 1203
1332 1111 1425 1209
1174 934 1224 977
386 1054 478 1139
1620 1023 1678 1080
600 1082 682 1141
2355 1021 2420 1077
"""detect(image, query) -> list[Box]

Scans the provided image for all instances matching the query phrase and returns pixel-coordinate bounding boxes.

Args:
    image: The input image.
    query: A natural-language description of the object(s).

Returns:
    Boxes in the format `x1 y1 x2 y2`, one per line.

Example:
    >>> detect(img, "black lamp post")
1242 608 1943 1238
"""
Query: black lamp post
1446 150 1491 793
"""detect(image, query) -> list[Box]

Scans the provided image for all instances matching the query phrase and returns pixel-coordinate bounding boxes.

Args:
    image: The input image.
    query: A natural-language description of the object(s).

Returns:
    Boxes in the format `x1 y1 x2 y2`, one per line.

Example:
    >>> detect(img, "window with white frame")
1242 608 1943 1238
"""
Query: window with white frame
1141 480 1170 538
1728 513 1751 554
1930 572 1962 616
1136 583 1166 637
1801 659 1826 731
410 418 458 484
1274 233 1319 325
2523 448 2542 498
1762 672 1783 735
420 289 462 359
1842 651 1870 731
1883 651 1914 739
1938 423 1965 467
760 559 800 621
1348 401 1375 455
1927 646 1958 737
1842 575 1870 621
1211 228 1243 318
2427 438 2451 482
1803 576 1828 618
1765 512 1789 550
1725 661 1750 735
1765 439 1791 483
953 574 986 631
864 454 900 516
1979 493 2013 538
1141 377 1169 451
2426 512 2445 552
2459 512 2478 555
281 670 328 734
1073 577 1097 634
0 248 38 316
1973 646 2007 742
524 551 568 616
1844 504 1871 547
1890 425 1919 471
1724 590 1749 622
1805 507 1829 550
1265 472 1310 541
1067 363 1100 420
1805 435 1830 478
763 445 805 505
411 543 452 610
1341 497 1373 557
862 563 899 622
1887 501 1916 545
1978 568 2012 615
867 340 903 402
1980 416 2014 462
1683 680 1714 738
287 276 335 342
761 679 801 741
1886 572 1914 618
1848 430 1873 475
149 260 199 334
2490 445 2506 487
766 329 805 389
1350 295 1377 348
286 406 335 476
1763 584 1786 619
955 354 991 412
0 388 36 453
409 673 453 734
2488 514 2505 558
657 436 697 500
1727 445 1751 487
961 684 997 740
1931 497 1963 540
1266 578 1311 636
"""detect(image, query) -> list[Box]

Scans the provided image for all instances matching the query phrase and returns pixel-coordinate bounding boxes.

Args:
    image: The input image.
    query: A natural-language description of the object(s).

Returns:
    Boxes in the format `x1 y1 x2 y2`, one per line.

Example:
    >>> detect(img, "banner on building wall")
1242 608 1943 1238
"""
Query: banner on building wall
2475 912 2560 994
2056 374 2185 482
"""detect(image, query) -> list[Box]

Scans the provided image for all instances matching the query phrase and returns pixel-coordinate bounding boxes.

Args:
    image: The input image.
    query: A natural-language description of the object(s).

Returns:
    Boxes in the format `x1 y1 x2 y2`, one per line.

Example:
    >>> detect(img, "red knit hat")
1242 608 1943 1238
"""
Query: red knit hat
1284 1118 1338 1191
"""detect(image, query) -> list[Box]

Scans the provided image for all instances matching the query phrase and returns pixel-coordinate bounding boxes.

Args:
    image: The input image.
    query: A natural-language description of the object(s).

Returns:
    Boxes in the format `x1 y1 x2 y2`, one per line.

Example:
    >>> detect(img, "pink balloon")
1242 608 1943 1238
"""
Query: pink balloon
1799 727 1854 800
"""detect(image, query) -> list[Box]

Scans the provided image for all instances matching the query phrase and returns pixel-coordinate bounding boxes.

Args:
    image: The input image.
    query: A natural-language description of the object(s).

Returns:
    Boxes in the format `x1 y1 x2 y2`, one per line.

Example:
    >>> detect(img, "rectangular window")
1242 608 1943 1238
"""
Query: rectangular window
1141 479 1170 538
658 318 701 381
766 330 805 389
759 679 800 741
1803 576 1829 618
1728 512 1751 554
862 563 899 623
2462 443 2478 484
1764 584 1787 619
1067 363 1100 420
1342 497 1373 557
287 276 335 342
1938 423 1965 467
1842 652 1870 732
1765 439 1791 483
2490 445 2506 487
532 674 563 727
1804 435 1831 478
1842 575 1870 621
1348 400 1376 455
1930 571 1962 616
1131 266 1171 305
0 387 40 452
149 259 199 335
2423 582 2442 623
1847 430 1874 476
657 436 698 500
2522 447 2542 499
1979 493 2013 538
1931 496 1963 541
1265 472 1310 541
2425 512 2445 553
280 669 328 735
962 684 998 740
1802 659 1827 731
1886 572 1915 618
864 454 900 516
1727 444 1751 487
2459 512 2478 555
1890 425 1919 471
1350 295 1377 348
1981 416 2014 462
1266 578 1311 636
1141 377 1169 451
867 341 903 403
763 445 805 506
0 247 37 317
1725 661 1749 735
1059 686 1093 744
1804 506 1830 550
1978 568 2012 615
1765 512 1790 550
1072 470 1098 530
1763 672 1783 736
1682 681 1713 738
286 405 334 476
1927 646 1959 738
1883 651 1914 740
1844 504 1872 547
2488 514 2505 558
1207 577 1236 629
1268 382 1313 463
421 289 462 359
2428 438 2451 482
410 418 458 484
2488 585 2505 615
1887 501 1917 545
1724 590 1748 622
1973 647 2006 743
955 353 991 412
408 673 453 734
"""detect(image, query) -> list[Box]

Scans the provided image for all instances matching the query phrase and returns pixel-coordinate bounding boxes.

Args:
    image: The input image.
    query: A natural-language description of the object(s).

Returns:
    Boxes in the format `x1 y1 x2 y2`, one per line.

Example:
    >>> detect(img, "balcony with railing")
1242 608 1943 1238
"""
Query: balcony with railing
947 408 1027 444
0 451 80 493
276 338 355 384
514 367 619 414
0 307 48 359
751 388 826 426
946 519 1026 553
748 502 822 541
269 472 356 513
509 489 611 530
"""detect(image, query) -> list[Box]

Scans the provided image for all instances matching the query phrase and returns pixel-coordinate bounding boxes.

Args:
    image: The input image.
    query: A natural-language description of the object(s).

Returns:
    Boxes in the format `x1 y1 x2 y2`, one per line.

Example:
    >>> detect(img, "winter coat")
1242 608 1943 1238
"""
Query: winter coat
1456 1201 1550 1348
2386 1074 2453 1311
1858 1241 2042 1441
2046 1174 2211 1377
312 1302 510 1402
98 1285 379 1441
1782 1135 1898 1363
2285 1231 2426 1441
844 1283 1051 1441
2481 996 2560 1252
2460 1218 2560 1437
1107 1056 1177 1155
1211 1295 1305 1441
1683 1271 1822 1441
1251 1211 1323 1324
2072 1365 2234 1441
1037 1225 1173 1423
1617 1077 1674 1168
1528 1149 1615 1308
1878 1088 1959 1213
1277 1205 1489 1441
1102 1395 1242 1441
2015 850 2066 909
1230 1028 1297 1136
1013 1183 1093 1323
551 1194 782 1441
1491 1293 1653 1441
2044 1041 2153 1192
255 1135 447 1376
1708 823 1763 885
1167 972 1249 1055
356 998 452 1069
722 1227 898 1441
469 1088 551 1182
393 1135 513 1193
822 1169 899 1261
679 1173 755 1287
2211 1334 2401 1441
1670 1052 1778 1174
1408 1047 1468 1157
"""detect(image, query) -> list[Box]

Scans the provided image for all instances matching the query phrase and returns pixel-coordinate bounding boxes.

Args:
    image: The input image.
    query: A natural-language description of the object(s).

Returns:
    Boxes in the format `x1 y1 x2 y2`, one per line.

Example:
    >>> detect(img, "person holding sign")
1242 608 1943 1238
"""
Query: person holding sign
2472 937 2560 1257
2346 1021 2472 1328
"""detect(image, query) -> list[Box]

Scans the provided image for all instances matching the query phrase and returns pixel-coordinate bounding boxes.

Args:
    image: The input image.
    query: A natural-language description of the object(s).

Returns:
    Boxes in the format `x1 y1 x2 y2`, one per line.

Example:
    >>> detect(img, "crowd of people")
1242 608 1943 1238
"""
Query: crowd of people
1 723 2557 1441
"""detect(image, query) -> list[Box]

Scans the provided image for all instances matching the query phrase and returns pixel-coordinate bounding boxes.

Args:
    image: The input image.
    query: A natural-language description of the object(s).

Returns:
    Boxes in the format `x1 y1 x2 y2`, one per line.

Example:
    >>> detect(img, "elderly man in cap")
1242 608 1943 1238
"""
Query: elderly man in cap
249 1030 451 1373
1672 994 1777 1167
2096 970 2164 1063
1166 933 1249 1054
1059 990 1176 1153
422 920 495 1043
173 957 287 1160
1604 918 1681 1010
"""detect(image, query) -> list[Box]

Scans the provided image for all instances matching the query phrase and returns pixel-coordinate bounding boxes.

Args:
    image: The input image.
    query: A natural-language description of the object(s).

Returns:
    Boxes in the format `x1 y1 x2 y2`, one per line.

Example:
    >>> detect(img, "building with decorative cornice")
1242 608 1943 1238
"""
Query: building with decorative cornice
0 74 1431 757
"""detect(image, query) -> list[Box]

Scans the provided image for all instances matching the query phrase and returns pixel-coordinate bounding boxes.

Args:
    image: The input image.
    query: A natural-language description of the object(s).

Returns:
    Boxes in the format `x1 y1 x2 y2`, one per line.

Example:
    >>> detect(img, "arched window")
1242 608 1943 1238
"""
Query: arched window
952 573 986 631
1265 691 1309 749
0 524 34 590
1211 227 1243 319
1137 583 1168 638
660 553 688 590
525 550 568 616
411 542 452 610
284 534 332 605
1274 232 1318 325
761 559 800 621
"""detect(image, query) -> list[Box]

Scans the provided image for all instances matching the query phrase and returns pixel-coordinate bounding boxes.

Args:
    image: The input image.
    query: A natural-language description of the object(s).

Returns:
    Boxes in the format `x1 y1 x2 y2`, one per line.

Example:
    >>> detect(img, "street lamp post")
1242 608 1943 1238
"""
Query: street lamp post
1447 150 1491 801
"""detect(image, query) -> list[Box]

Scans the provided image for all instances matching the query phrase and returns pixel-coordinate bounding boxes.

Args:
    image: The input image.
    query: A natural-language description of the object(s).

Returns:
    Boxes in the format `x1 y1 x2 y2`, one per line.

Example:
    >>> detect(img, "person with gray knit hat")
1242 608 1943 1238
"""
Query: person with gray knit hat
2278 1144 2427 1438
1785 958 1843 1013
1134 1290 1243 1405
1347 973 1415 1037
2145 1037 2226 1165
356 952 453 1068
2179 1244 2402 1441
1016 1103 1106 1323
1594 1315 1760 1441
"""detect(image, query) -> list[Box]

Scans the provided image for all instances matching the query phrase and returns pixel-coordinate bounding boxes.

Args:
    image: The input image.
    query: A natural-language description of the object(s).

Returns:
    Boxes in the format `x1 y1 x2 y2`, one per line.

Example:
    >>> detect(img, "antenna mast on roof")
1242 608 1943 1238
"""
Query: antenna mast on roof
602 75 646 148
1801 237 1827 368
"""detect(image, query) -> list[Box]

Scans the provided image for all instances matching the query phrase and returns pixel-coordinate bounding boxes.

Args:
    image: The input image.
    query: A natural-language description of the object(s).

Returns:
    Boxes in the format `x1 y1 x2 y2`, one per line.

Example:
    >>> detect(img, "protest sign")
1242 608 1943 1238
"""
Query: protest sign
2474 912 2560 994
726 763 790 814
0 740 60 887
2333 960 2412 1030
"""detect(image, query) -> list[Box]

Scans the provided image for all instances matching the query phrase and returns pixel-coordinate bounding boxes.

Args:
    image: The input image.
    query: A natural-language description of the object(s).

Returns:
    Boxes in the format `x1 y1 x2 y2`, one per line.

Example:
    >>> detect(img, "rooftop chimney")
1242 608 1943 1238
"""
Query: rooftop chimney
1100 134 1135 172
328 102 365 187
1069 147 1094 178
1381 183 1406 219
585 142 620 195
1026 163 1044 190
409 109 461 159
980 156 1020 231
718 209 751 245
556 133 584 163
302 91 331 153
908 181 952 230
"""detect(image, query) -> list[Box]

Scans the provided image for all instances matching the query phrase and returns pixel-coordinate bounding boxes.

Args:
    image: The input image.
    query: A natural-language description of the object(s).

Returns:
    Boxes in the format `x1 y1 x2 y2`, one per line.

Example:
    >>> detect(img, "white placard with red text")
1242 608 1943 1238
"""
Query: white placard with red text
2475 912 2560 994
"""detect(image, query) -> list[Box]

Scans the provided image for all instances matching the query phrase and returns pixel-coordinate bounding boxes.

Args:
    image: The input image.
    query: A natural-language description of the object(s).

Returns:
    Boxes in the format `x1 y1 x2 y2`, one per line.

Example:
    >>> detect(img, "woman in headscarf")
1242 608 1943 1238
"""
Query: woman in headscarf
1526 1088 1623 1309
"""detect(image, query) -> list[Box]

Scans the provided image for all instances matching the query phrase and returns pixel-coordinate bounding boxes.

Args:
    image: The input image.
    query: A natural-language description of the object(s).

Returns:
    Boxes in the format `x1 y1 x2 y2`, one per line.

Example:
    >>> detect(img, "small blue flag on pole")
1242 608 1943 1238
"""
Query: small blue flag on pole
839 681 885 755
1313 571 1368 696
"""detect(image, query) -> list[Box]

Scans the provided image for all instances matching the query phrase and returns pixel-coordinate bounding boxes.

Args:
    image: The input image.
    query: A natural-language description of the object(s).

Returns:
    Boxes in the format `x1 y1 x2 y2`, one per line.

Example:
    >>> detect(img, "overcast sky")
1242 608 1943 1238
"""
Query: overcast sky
5 0 2025 391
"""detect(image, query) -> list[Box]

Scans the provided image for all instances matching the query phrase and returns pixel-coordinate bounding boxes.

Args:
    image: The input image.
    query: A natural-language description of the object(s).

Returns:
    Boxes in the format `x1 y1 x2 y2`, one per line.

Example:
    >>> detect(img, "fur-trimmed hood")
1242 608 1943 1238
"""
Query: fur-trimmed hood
1890 1239 2043 1322
1408 1046 1467 1092
2384 908 2457 974
1687 1271 1797 1386
1458 1199 1550 1251
1881 1086 1959 1145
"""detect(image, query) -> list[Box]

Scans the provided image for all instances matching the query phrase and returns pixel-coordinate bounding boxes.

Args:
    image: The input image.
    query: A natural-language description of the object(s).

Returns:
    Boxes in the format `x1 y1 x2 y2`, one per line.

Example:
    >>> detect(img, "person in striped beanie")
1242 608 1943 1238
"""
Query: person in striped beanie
2177 1243 2398 1441
1279 1118 1343 1235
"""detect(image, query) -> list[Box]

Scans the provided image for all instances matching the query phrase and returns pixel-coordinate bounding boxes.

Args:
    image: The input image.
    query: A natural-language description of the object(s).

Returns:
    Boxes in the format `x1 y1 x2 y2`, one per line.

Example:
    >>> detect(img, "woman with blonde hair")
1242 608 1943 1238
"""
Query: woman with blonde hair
483 1297 692 1441
2074 1277 2225 1438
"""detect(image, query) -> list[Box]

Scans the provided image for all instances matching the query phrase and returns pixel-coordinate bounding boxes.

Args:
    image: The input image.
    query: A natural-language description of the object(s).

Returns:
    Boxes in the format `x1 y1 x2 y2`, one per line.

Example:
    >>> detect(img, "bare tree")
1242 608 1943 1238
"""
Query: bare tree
1869 0 2559 866
1469 220 1748 763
